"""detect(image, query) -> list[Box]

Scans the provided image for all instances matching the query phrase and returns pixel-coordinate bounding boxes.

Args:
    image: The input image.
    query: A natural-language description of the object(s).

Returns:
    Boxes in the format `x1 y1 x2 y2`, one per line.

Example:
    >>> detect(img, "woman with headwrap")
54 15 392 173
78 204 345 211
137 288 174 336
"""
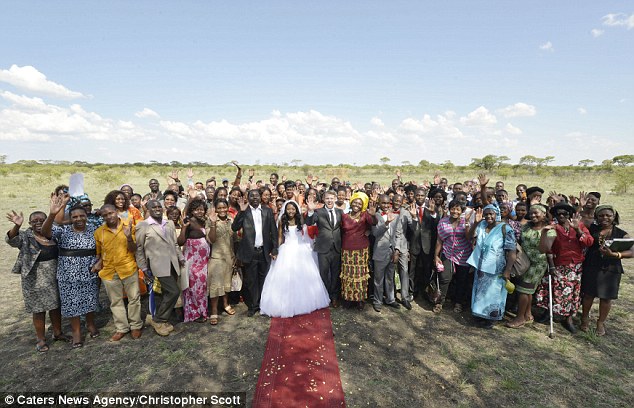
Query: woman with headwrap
340 192 378 310
467 204 517 328
506 204 553 328
535 202 593 333
260 200 330 317
580 205 631 335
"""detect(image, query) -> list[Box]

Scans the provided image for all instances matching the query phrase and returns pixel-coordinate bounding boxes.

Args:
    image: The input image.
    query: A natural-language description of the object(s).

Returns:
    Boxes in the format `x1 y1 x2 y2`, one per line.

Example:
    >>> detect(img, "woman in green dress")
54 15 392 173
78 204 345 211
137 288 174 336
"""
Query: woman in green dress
506 204 553 328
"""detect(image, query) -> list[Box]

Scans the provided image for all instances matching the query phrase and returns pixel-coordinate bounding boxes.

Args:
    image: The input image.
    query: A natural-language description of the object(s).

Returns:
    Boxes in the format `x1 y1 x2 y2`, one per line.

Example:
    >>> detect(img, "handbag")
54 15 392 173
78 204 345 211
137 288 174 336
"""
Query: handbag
425 271 442 304
502 224 530 278
230 265 243 292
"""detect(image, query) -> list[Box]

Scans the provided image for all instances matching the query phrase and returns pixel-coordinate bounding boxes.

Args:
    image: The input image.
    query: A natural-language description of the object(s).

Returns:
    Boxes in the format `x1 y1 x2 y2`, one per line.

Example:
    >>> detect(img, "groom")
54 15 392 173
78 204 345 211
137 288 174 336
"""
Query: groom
233 189 278 316
306 190 343 307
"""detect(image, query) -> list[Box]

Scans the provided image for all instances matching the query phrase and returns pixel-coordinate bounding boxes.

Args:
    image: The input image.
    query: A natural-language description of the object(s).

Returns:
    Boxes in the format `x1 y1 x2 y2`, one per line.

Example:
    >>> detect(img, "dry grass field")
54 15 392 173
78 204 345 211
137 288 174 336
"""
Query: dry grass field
0 165 632 407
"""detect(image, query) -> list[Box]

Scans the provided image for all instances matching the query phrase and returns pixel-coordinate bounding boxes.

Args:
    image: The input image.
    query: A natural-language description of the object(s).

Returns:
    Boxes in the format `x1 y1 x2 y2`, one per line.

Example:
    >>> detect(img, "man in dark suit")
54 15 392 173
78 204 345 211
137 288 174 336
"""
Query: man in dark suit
305 190 343 307
408 187 441 301
232 189 278 316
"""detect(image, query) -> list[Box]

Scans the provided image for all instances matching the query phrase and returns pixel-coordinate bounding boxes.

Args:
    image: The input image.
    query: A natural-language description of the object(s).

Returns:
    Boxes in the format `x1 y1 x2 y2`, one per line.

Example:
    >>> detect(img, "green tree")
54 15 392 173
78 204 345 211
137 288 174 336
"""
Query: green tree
379 157 391 165
0 154 6 164
578 159 594 167
519 155 538 166
470 155 507 170
613 155 634 166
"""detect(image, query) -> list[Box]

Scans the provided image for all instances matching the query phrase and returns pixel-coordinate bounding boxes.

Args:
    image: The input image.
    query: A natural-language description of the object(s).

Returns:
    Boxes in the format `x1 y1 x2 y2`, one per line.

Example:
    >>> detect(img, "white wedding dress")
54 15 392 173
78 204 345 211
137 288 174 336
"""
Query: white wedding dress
260 225 331 318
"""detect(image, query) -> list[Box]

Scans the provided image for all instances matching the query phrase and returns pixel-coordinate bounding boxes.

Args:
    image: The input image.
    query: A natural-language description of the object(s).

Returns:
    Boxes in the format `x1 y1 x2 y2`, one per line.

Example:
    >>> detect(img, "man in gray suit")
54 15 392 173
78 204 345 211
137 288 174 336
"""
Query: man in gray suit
370 195 403 312
305 190 343 307
391 194 414 310
135 200 185 336
232 189 278 317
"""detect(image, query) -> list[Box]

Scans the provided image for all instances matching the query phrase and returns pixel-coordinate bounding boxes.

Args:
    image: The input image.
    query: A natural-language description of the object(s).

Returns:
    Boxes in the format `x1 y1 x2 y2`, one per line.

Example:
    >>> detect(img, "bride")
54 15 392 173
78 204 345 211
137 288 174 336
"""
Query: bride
260 200 331 317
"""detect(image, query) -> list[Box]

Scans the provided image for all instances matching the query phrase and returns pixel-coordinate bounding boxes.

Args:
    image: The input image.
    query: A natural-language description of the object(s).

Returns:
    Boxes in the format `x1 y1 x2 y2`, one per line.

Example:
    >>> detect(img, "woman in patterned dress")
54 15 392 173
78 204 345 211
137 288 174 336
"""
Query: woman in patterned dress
340 192 377 310
177 199 211 323
42 195 100 348
535 202 593 333
207 198 237 325
6 210 69 352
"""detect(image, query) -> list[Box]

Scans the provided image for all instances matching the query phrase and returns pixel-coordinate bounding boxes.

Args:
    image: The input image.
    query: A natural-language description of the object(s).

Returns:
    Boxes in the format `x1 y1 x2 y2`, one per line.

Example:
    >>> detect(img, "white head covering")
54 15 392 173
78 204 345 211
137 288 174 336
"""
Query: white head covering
277 199 301 224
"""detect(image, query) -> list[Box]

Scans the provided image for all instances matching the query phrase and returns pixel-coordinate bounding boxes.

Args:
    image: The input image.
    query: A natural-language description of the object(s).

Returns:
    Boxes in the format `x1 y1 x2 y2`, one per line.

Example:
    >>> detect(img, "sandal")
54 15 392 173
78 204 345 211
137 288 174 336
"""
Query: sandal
505 320 526 329
36 340 49 353
53 333 71 342
580 317 590 332
224 306 236 316
596 322 606 336
71 342 83 349
194 317 208 323
209 315 219 325
433 304 443 314
89 330 100 339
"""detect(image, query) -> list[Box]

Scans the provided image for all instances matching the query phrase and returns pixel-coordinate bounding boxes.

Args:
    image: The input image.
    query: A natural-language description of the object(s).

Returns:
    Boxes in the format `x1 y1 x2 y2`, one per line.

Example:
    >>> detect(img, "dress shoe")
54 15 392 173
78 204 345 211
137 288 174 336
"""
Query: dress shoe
331 299 339 308
372 304 382 313
247 309 256 317
562 320 577 334
164 322 174 333
130 329 142 339
386 302 401 309
356 301 365 311
110 332 126 342
401 299 412 310
536 312 550 324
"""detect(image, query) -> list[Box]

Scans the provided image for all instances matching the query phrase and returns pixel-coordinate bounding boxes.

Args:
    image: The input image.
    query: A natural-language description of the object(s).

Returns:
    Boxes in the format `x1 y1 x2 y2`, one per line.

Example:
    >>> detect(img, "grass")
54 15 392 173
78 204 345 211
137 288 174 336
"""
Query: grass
0 165 632 407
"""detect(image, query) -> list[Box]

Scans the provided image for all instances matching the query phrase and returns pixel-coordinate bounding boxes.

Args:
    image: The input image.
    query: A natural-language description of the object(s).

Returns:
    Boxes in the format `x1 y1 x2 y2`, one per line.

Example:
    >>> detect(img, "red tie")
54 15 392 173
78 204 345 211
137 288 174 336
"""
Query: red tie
418 207 423 223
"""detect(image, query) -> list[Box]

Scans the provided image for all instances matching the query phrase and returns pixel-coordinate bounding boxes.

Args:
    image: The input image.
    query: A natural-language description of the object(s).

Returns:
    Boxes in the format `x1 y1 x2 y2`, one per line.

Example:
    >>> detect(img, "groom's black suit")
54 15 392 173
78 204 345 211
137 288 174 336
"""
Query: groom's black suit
233 204 278 314
306 206 343 302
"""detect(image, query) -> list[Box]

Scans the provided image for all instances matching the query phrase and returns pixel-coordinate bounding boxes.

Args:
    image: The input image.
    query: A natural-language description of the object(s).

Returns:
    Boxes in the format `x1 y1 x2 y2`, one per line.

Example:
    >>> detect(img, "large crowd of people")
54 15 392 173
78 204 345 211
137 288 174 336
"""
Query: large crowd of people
5 163 632 353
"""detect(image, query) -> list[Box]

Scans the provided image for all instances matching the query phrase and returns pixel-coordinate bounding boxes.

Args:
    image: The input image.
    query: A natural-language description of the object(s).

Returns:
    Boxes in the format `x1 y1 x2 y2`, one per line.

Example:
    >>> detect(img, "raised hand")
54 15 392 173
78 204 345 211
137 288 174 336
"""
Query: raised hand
187 186 197 199
433 172 441 185
248 168 255 178
428 199 436 213
306 196 317 212
169 169 179 181
231 160 241 170
530 194 541 205
292 189 301 202
568 195 579 206
187 168 194 179
408 203 417 217
579 191 588 207
571 213 582 229
474 208 483 223
6 210 24 227
281 175 287 182
478 173 489 187
238 195 249 211
367 202 377 216
49 194 69 215
207 207 218 222
306 174 313 185
396 169 402 178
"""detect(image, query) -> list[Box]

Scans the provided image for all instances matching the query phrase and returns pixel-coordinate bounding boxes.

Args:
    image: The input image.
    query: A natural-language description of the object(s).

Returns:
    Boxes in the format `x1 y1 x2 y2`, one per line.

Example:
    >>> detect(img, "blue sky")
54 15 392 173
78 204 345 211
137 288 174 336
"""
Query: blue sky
0 1 632 165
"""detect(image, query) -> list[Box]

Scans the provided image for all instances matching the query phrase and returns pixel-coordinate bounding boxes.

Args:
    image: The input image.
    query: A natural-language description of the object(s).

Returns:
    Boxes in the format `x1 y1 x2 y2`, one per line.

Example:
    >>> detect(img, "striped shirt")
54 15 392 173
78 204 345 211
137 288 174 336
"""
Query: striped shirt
437 216 473 266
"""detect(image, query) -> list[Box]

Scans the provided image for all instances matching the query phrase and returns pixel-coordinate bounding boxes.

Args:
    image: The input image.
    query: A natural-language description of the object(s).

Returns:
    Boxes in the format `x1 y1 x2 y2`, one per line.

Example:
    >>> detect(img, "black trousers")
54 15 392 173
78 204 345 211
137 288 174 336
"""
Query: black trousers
409 251 433 299
318 250 341 301
243 249 269 311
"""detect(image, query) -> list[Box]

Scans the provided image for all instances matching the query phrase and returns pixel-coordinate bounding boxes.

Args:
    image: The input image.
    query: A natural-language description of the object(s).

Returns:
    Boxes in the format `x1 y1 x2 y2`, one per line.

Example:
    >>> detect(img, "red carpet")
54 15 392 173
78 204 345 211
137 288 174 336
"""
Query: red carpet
253 308 346 408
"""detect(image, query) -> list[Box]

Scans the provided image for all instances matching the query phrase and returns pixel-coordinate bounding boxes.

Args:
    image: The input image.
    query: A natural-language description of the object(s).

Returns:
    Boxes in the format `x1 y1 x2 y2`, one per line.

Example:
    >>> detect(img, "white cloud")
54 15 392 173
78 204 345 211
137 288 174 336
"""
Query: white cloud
370 117 384 127
498 102 536 118
504 123 522 135
578 107 587 115
602 13 634 29
134 108 160 119
591 28 604 38
539 41 554 52
0 65 85 99
459 106 497 127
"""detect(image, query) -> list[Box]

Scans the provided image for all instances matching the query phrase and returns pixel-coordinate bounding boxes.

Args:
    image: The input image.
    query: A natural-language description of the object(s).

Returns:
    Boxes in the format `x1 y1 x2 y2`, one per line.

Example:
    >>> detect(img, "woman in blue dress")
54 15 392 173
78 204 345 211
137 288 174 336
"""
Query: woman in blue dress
467 205 517 328
42 195 100 348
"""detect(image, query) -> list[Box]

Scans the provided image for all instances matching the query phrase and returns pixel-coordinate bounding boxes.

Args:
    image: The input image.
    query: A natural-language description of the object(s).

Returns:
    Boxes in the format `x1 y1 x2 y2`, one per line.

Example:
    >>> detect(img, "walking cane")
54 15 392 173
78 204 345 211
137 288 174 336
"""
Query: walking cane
548 274 554 339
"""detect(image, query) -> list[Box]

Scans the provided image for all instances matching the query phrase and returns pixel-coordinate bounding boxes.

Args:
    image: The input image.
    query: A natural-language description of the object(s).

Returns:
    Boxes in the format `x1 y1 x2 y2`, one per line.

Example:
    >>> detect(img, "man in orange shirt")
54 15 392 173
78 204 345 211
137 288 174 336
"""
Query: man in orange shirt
92 204 143 341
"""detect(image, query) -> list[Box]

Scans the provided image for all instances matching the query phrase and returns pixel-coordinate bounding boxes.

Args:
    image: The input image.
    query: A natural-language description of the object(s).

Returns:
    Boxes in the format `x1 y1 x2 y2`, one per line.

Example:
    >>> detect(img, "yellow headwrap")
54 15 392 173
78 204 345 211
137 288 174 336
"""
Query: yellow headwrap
350 192 369 212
